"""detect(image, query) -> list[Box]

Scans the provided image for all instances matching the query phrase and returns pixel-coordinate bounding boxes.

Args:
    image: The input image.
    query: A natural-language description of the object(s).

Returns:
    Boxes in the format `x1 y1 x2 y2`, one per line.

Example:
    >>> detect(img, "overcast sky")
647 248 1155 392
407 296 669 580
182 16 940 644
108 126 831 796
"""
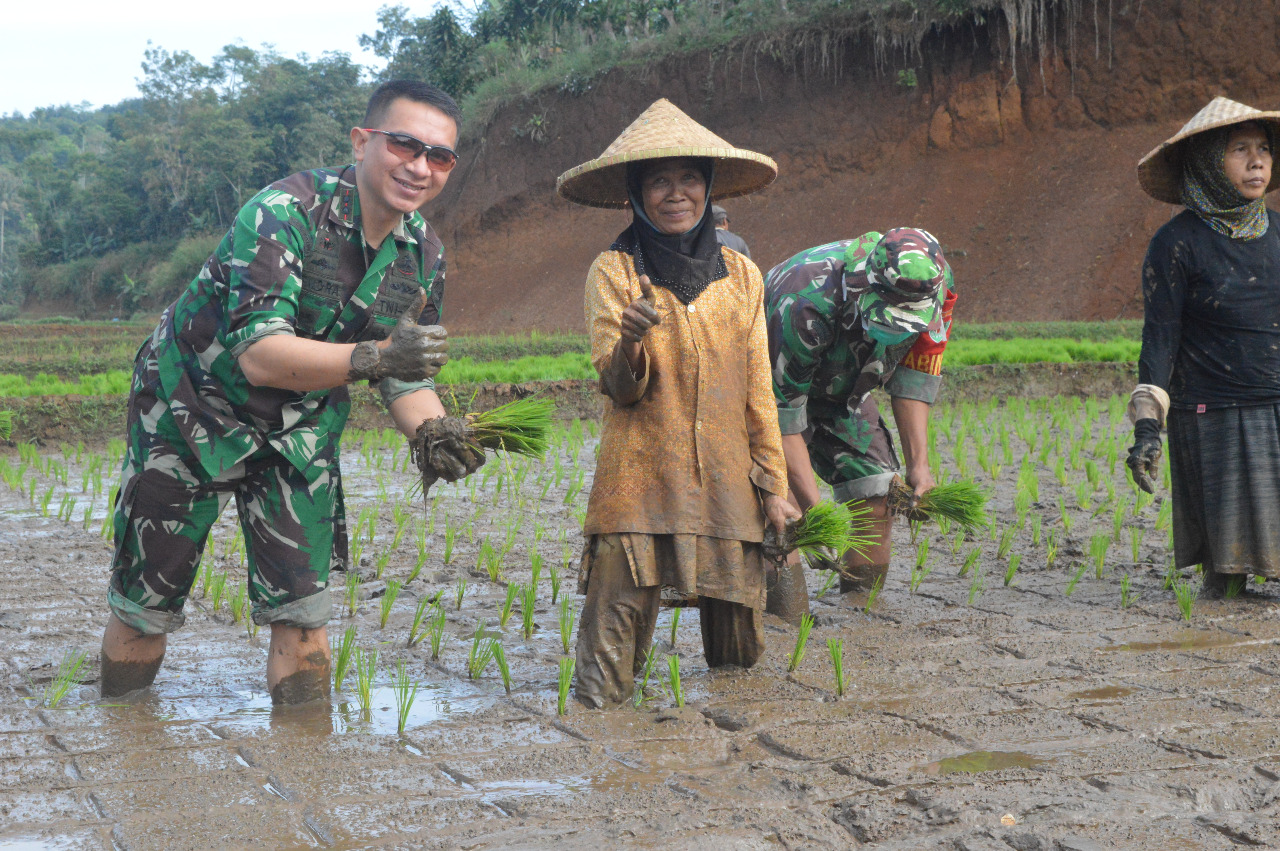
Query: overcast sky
3 1 446 116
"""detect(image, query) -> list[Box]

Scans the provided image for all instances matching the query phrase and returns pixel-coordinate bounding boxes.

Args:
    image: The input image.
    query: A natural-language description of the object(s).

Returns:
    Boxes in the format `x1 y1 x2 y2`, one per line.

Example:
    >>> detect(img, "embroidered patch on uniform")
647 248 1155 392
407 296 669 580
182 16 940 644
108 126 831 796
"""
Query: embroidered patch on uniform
1197 404 1206 413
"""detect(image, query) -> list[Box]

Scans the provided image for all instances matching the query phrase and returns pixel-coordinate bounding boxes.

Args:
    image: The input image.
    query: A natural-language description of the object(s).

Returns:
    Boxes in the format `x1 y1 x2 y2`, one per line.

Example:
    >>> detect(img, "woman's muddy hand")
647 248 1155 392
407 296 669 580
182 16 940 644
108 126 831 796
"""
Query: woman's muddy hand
620 275 661 344
763 494 801 535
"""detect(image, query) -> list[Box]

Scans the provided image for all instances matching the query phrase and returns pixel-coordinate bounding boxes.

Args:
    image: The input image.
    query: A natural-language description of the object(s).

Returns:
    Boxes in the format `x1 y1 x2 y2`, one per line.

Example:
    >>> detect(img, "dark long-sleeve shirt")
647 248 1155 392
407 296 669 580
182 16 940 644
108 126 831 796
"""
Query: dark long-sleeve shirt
1138 209 1280 410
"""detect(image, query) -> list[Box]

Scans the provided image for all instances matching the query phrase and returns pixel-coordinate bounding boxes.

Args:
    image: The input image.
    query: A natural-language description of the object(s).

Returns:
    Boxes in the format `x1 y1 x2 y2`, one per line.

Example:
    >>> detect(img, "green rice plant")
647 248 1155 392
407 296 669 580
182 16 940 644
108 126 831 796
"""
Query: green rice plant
827 638 846 697
549 562 562 604
42 648 87 708
454 575 467 610
967 567 985 606
1111 503 1127 543
530 551 544 589
467 621 497 680
667 655 685 708
668 606 682 647
1224 575 1247 600
559 597 576 655
1003 553 1022 587
1065 562 1088 596
467 398 555 458
228 582 247 624
783 500 868 561
428 605 448 659
557 656 575 716
1053 457 1068 486
994 525 1015 561
208 571 228 612
499 582 518 628
1154 499 1173 531
960 547 981 577
521 583 537 639
392 660 418 735
788 613 815 672
1162 561 1179 591
815 569 840 598
1129 527 1144 565
39 484 55 516
0 410 12 441
1120 573 1138 609
1058 497 1075 535
1084 459 1100 489
864 573 885 614
379 579 402 629
332 625 357 691
374 548 393 579
1031 515 1042 547
633 643 662 708
408 595 432 646
1173 578 1197 622
1089 533 1111 579
890 480 990 533
493 643 512 693
345 568 360 616
1017 464 1039 502
443 525 456 564
354 647 377 717
1046 535 1059 568
909 557 932 594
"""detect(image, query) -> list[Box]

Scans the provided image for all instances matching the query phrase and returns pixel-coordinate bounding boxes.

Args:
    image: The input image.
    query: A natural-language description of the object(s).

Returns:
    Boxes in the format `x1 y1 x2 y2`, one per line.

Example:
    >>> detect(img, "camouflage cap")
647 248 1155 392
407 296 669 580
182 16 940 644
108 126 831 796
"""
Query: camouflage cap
846 228 948 339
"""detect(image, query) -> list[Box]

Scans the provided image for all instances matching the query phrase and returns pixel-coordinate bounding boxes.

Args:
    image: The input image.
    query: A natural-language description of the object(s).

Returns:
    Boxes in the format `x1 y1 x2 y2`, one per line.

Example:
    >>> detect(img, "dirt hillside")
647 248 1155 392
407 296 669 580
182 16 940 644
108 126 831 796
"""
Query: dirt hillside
426 0 1280 333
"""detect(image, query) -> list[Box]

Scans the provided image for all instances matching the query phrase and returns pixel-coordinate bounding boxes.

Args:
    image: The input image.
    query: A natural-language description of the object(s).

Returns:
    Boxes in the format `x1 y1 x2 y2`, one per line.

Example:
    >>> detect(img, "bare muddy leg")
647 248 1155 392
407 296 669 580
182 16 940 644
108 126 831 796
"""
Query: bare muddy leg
699 597 764 668
765 557 810 626
840 496 893 607
267 625 331 706
100 614 167 698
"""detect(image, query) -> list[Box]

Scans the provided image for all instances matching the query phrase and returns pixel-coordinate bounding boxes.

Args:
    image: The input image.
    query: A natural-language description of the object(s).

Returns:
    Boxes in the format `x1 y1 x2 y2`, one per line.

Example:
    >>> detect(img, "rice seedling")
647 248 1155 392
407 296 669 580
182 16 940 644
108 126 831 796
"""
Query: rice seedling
1129 527 1144 564
1065 562 1088 596
480 540 503 582
443 525 456 564
499 582 518 628
960 547 981 577
208 571 228 612
42 649 87 708
668 607 682 647
1053 457 1068 486
422 605 447 660
776 500 868 563
995 525 1015 560
530 551 544 589
1111 503 1128 543
667 655 685 708
467 397 554 458
557 657 575 716
454 575 467 610
1120 573 1138 608
549 562 562 604
331 625 358 690
354 648 377 717
816 569 840 598
634 643 661 708
1089 533 1111 579
1224 576 1247 600
827 638 846 697
908 556 932 594
230 582 250 624
559 597 576 654
864 573 885 614
788 613 815 672
1173 578 1197 622
407 595 432 646
1003 553 1022 587
378 579 402 629
0 410 12 441
389 661 418 735
1030 515 1042 547
888 480 990 533
520 583 537 639
467 621 497 679
374 548 393 579
967 567 985 605
1154 499 1173 531
1084 459 1100 489
1162 561 1179 591
1058 497 1075 535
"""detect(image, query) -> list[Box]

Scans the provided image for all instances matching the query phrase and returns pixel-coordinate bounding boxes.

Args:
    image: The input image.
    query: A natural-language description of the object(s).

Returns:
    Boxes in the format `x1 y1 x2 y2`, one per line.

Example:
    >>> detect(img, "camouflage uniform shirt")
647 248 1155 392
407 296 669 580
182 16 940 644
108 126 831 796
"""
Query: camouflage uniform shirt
765 236 957 447
143 165 446 484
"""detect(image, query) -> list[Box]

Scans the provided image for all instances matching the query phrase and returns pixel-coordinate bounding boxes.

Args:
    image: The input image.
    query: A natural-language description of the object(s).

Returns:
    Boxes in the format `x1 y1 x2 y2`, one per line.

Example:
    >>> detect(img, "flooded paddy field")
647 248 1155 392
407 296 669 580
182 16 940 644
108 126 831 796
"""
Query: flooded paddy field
2 397 1280 849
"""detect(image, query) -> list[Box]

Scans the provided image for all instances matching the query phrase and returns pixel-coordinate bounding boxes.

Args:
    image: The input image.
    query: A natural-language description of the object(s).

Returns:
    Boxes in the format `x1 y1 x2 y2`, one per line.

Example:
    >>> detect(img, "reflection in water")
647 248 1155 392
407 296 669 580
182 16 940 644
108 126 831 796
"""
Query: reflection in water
1100 630 1255 653
925 750 1050 775
1068 685 1136 701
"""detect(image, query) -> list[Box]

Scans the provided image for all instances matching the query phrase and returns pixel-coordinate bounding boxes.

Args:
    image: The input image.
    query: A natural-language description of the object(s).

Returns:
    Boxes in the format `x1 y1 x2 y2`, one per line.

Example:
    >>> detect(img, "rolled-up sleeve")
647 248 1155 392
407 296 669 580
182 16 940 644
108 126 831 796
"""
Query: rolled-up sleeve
766 287 833 435
888 279 957 404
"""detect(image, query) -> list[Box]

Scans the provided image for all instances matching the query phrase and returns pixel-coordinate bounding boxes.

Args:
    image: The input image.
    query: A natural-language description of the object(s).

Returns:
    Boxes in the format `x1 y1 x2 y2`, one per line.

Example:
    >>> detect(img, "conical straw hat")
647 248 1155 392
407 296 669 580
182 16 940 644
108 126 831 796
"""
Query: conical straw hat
1137 96 1280 203
556 99 777 209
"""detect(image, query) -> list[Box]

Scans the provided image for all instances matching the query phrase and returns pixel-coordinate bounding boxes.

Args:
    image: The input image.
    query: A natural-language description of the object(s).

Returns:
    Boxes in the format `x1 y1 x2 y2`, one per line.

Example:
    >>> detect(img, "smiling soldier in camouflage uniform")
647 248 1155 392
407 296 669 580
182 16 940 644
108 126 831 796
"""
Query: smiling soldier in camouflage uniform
100 80 484 704
765 228 956 615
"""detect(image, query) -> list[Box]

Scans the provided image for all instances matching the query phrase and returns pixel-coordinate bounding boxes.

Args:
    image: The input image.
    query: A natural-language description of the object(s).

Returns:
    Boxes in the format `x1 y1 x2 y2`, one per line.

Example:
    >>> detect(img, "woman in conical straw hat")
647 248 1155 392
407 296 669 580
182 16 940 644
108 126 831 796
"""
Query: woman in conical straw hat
557 98 799 708
1129 95 1280 596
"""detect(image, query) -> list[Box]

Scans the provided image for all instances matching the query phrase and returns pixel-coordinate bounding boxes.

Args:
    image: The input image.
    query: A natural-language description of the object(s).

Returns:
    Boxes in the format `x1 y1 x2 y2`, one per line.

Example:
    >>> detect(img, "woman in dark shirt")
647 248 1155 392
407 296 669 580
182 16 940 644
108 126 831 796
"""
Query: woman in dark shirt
1130 96 1280 593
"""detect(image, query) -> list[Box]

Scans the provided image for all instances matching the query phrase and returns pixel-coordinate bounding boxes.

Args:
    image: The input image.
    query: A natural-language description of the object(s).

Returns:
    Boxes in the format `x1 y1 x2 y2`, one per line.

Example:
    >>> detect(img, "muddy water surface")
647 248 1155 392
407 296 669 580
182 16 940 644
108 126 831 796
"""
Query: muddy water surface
3 409 1280 849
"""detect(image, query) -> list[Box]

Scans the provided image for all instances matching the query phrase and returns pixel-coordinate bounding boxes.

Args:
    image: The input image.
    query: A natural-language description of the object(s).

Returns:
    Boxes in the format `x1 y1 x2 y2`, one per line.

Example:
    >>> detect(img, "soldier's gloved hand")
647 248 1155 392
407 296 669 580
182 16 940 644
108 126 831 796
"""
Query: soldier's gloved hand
348 290 448 383
1126 418 1162 494
412 417 486 493
620 275 661 344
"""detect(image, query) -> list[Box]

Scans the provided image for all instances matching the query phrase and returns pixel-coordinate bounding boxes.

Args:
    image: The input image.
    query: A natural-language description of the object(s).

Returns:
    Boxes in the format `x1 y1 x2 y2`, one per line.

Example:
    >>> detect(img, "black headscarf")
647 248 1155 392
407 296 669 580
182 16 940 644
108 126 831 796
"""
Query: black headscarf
1181 122 1273 241
609 158 727 304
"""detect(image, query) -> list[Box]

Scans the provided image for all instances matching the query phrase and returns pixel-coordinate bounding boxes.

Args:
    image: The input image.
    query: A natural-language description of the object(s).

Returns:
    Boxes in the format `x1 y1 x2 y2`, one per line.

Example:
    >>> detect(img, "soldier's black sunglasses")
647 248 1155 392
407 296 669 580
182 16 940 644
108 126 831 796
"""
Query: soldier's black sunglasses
360 129 458 171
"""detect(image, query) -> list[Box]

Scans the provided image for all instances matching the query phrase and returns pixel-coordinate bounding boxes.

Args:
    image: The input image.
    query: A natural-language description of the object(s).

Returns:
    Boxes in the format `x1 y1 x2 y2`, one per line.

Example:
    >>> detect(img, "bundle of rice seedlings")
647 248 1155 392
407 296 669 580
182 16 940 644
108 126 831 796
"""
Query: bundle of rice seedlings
767 500 872 566
466 397 554 459
887 478 990 533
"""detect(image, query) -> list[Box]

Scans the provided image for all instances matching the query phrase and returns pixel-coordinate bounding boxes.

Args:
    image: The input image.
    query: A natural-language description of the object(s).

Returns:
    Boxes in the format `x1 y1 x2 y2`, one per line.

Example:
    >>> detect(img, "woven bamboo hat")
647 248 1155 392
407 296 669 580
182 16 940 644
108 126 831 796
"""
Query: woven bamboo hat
1137 96 1280 203
556 99 777 209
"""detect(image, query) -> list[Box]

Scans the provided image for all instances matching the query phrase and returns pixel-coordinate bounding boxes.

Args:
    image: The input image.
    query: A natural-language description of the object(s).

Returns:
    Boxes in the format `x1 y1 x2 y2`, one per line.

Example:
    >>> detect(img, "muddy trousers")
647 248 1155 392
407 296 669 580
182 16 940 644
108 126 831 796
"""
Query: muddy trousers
574 535 764 708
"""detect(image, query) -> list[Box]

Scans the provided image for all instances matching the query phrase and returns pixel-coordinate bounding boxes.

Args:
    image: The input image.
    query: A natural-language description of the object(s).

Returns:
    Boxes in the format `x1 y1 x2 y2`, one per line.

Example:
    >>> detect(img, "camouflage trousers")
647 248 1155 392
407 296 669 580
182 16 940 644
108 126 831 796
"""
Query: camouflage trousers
108 373 345 636
804 394 900 502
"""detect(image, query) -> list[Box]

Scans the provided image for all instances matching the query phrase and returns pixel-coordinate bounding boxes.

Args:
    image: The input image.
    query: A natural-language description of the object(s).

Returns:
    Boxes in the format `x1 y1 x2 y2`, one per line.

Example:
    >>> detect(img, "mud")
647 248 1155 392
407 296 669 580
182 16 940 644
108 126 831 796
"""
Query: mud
3 400 1280 848
98 657 164 700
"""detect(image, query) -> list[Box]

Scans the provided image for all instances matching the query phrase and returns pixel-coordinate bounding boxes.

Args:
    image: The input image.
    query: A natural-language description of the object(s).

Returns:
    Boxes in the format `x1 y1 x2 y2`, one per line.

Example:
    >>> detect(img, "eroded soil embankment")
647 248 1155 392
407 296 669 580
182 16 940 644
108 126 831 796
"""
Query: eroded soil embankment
425 0 1280 332
3 399 1280 848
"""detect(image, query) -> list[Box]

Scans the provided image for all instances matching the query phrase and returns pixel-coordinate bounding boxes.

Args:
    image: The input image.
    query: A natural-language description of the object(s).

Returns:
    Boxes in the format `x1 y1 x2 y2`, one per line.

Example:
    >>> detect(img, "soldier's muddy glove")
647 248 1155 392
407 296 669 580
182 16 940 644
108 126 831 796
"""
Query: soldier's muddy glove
619 276 661 344
1126 418 1162 494
412 417 486 493
348 290 448 383
761 495 802 564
